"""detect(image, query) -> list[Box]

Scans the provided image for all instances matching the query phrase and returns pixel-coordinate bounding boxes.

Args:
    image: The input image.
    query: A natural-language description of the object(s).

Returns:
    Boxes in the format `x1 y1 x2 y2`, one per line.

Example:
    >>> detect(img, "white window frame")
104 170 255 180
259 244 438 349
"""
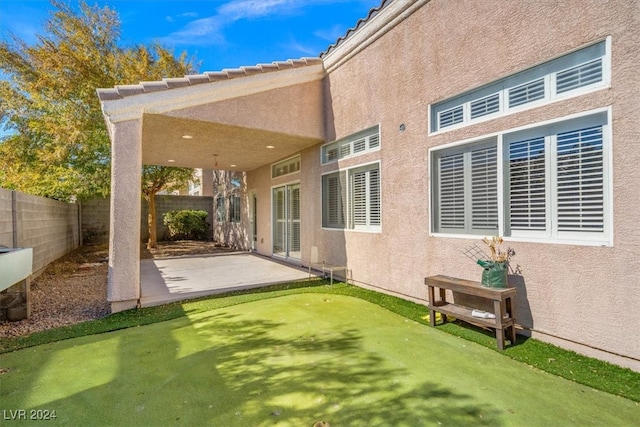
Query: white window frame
322 161 382 233
429 108 612 246
271 155 301 179
321 125 381 165
429 38 611 134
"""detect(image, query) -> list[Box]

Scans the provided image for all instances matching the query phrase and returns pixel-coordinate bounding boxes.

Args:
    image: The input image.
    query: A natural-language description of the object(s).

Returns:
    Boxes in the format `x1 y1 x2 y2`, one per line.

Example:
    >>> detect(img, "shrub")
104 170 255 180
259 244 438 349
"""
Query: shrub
163 210 209 240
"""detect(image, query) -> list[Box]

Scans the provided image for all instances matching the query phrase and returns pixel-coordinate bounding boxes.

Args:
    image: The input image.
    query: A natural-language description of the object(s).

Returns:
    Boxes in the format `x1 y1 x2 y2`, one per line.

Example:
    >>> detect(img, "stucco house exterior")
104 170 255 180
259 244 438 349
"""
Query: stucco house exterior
98 0 640 371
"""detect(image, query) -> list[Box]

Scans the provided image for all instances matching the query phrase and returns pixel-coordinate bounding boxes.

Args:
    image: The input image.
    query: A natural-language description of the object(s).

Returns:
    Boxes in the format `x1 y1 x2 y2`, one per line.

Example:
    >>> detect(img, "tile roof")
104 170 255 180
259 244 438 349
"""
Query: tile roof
320 0 393 58
97 57 323 101
97 1 391 101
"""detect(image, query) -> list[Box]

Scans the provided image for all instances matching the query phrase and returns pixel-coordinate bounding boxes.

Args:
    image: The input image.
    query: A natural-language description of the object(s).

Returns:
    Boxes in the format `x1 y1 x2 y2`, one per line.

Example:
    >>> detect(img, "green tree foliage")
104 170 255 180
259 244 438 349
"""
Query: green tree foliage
163 210 209 241
142 166 195 249
0 0 197 201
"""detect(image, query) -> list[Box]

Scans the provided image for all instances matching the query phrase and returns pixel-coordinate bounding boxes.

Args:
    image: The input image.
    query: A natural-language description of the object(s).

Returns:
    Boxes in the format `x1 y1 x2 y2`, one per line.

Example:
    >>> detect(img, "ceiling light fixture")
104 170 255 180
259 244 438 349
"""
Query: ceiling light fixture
266 145 275 149
230 164 237 168
182 135 193 139
168 159 175 163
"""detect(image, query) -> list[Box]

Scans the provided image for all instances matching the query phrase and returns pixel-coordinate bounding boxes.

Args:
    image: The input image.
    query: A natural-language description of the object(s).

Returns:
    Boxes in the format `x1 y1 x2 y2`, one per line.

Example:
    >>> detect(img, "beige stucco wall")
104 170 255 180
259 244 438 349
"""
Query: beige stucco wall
245 0 640 370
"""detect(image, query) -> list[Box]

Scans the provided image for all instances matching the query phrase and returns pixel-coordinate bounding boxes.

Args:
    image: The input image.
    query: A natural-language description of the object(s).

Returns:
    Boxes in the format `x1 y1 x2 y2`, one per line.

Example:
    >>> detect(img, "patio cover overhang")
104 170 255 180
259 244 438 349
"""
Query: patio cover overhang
97 58 326 312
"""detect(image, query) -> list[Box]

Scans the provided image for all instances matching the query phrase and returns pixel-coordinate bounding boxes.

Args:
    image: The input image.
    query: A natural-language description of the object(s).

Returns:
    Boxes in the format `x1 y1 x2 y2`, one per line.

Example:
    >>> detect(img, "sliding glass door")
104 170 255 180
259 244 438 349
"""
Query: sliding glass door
273 183 300 260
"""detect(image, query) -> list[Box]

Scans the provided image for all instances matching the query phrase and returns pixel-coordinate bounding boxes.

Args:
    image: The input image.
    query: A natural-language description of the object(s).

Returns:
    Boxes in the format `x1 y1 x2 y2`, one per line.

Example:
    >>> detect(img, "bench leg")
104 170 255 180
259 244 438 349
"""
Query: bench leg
494 299 505 350
427 286 436 326
506 296 517 345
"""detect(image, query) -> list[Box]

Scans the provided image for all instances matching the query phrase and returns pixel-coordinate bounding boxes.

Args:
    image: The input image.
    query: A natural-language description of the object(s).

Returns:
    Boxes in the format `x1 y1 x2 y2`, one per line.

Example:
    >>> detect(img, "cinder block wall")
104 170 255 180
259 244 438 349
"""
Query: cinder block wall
82 195 214 243
0 189 13 248
80 198 111 244
0 189 80 276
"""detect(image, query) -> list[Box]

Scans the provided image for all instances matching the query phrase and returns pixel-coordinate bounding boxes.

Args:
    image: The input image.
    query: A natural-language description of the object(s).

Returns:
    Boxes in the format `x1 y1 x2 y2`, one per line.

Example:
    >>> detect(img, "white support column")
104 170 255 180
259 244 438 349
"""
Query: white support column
108 118 142 312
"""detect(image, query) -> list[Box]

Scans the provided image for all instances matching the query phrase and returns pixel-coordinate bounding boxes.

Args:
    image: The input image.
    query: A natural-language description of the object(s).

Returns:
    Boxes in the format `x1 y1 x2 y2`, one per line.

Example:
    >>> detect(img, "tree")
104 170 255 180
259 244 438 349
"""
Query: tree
0 0 197 201
142 166 194 249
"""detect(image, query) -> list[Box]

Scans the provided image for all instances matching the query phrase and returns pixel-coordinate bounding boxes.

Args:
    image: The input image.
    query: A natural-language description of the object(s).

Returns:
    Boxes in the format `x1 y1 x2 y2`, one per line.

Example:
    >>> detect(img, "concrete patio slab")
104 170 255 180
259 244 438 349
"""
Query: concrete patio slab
140 252 311 307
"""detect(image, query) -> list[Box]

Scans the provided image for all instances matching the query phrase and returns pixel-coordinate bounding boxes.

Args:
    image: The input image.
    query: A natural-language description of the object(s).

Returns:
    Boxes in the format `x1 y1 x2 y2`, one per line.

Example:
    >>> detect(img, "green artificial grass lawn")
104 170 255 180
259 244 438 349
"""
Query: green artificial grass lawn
1 282 638 426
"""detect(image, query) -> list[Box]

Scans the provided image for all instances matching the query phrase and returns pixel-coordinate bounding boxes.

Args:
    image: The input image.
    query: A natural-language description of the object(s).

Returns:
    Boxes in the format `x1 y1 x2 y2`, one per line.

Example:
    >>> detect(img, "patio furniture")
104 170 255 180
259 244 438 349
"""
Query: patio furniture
308 261 350 285
0 247 33 321
425 275 517 350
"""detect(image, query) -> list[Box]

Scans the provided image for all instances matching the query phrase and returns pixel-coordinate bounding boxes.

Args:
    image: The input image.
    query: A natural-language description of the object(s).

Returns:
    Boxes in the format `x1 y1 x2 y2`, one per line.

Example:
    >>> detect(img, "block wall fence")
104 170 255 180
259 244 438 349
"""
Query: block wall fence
1 189 214 277
0 189 81 276
81 195 214 244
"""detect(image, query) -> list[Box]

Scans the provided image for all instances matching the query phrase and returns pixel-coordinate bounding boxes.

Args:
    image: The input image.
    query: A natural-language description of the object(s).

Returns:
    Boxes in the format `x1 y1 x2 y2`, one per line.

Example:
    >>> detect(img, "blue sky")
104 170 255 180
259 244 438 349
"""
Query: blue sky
0 0 381 72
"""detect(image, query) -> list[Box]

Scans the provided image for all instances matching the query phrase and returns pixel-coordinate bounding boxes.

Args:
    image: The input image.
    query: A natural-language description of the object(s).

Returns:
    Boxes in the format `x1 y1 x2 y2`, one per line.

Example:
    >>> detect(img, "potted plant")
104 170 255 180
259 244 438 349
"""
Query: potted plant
476 236 515 289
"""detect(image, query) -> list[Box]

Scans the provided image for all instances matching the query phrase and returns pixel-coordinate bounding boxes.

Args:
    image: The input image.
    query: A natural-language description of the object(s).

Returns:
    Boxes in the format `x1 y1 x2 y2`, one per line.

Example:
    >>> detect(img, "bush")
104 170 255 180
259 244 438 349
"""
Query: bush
163 210 209 241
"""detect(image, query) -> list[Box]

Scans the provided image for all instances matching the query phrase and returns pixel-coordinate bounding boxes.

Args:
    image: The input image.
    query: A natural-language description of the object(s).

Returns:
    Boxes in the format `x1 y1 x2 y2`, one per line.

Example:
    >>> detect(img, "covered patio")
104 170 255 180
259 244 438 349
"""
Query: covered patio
140 252 312 307
97 58 326 312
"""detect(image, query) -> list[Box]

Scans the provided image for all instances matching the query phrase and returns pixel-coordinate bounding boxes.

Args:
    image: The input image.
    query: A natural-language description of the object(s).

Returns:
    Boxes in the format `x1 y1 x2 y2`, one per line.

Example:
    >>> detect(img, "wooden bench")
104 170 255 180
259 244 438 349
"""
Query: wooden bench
425 275 517 350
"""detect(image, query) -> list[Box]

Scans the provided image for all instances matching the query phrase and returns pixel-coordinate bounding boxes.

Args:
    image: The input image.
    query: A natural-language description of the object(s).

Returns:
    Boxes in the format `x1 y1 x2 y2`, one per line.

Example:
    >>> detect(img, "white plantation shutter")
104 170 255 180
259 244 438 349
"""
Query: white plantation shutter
556 59 602 94
350 170 368 227
368 133 380 149
323 172 346 228
508 78 545 108
321 126 380 164
273 187 286 253
327 175 340 225
353 137 367 153
432 112 609 243
439 105 464 129
508 136 547 231
438 152 465 230
431 41 607 132
369 168 381 226
556 126 604 232
288 185 301 252
470 93 500 119
471 146 498 231
433 141 497 234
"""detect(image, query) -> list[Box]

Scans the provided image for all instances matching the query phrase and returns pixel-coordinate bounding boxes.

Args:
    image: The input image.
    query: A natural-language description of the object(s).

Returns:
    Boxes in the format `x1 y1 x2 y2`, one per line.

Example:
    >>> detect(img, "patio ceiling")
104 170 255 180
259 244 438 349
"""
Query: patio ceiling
141 114 323 171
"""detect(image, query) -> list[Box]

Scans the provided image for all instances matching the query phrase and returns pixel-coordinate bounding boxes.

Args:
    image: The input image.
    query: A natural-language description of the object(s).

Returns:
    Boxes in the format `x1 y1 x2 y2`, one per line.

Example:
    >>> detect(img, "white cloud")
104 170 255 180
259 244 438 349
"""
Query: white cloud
218 0 298 20
314 24 347 42
280 37 318 56
161 0 350 46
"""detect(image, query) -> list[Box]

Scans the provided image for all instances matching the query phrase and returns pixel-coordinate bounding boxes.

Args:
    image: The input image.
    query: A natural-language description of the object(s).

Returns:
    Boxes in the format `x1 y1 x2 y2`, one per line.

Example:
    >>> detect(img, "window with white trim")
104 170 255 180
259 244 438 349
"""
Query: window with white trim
431 111 610 244
430 40 609 133
432 139 498 235
272 156 300 178
321 125 380 164
322 162 381 231
229 194 241 223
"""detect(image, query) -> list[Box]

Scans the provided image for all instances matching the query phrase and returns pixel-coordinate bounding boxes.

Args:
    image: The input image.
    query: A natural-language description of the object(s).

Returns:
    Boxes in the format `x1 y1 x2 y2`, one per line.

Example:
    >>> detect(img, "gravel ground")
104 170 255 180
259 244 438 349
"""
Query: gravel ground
0 241 231 339
0 244 110 338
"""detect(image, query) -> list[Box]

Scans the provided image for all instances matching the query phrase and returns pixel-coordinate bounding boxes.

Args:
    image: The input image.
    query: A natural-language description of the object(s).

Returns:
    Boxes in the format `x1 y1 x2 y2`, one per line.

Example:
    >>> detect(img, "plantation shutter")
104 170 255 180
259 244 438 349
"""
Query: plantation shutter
273 187 286 253
508 136 547 231
350 169 368 228
438 152 465 230
368 133 380 149
556 59 603 94
323 172 346 228
439 105 464 129
508 78 545 108
555 125 604 232
288 185 301 252
470 93 500 119
471 146 498 231
369 167 381 226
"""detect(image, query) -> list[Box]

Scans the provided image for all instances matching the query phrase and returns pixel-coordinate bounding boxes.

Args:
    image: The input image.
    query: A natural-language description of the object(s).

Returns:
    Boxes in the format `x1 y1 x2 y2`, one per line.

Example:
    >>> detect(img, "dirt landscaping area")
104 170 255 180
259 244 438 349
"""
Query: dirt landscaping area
0 241 235 338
